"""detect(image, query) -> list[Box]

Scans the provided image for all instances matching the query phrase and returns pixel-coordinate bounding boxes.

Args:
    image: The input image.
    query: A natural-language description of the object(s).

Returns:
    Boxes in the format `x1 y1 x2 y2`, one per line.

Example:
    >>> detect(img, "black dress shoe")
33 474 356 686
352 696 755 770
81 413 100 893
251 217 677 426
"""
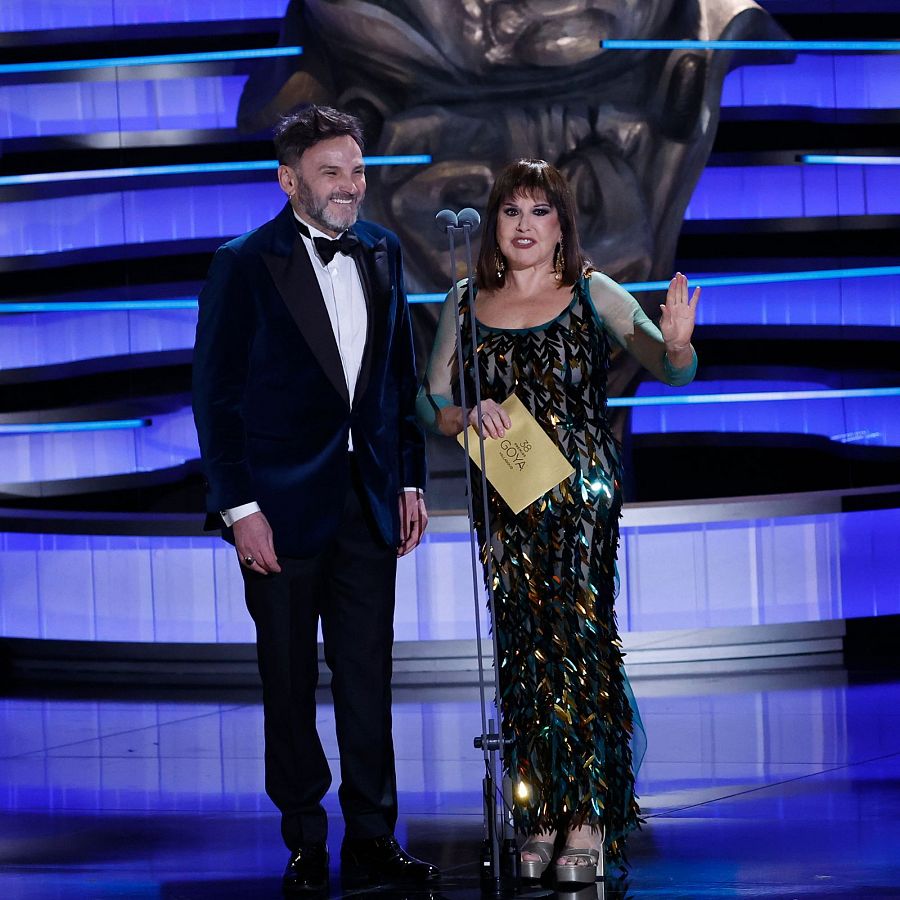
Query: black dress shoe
341 834 439 884
283 841 328 894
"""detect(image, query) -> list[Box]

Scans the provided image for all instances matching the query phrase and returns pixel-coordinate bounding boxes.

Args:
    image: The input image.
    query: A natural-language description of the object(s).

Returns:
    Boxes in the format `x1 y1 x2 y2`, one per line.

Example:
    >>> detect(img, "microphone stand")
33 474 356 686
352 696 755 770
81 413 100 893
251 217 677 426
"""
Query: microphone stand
435 210 519 895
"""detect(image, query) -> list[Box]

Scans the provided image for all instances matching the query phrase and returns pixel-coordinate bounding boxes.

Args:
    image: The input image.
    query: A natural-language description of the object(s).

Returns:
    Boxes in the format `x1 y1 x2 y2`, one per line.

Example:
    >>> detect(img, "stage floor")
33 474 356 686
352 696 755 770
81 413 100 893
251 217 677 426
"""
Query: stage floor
1 669 899 899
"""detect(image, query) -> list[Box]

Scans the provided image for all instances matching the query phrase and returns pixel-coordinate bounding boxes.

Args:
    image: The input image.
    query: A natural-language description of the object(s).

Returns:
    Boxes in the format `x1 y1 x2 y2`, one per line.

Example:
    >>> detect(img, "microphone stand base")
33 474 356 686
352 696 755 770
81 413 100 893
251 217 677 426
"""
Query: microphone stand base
480 838 525 896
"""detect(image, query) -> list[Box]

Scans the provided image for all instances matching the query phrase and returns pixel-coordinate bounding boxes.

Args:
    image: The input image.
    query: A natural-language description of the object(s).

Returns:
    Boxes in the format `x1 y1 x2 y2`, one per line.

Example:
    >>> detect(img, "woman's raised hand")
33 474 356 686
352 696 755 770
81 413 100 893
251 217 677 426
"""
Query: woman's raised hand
467 398 512 439
660 272 700 350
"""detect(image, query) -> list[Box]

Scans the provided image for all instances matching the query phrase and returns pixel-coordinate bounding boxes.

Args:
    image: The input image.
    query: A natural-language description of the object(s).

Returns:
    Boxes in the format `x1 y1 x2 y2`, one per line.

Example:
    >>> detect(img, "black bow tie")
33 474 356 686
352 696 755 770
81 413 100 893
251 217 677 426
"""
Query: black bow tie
295 219 360 264
314 232 360 264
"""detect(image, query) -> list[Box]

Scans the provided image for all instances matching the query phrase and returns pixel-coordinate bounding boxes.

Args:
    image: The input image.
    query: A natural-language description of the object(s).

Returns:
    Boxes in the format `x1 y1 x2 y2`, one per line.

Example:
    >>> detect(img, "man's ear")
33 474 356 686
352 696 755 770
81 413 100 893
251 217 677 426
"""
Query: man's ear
277 164 296 197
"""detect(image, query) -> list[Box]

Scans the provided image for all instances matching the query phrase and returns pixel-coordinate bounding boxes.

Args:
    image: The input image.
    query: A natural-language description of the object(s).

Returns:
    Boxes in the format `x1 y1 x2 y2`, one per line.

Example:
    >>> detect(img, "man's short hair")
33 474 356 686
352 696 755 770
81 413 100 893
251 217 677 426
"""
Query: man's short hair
273 105 365 166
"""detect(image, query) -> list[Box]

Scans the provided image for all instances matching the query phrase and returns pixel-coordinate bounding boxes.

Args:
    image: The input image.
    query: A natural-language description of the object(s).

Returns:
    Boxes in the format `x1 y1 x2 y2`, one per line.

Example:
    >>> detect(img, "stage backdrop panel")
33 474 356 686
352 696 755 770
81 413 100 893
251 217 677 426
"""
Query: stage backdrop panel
1 504 898 644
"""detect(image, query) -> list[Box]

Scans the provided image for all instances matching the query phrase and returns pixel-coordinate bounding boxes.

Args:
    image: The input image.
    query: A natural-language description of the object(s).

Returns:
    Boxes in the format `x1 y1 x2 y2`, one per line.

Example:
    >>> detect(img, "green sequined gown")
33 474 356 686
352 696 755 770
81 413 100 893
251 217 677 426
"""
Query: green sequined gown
417 272 696 865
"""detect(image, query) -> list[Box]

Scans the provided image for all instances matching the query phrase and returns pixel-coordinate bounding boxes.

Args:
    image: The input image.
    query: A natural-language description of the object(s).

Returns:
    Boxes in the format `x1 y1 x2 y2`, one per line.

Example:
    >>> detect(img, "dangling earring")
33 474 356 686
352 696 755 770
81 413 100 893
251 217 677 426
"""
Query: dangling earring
554 239 564 282
495 246 506 280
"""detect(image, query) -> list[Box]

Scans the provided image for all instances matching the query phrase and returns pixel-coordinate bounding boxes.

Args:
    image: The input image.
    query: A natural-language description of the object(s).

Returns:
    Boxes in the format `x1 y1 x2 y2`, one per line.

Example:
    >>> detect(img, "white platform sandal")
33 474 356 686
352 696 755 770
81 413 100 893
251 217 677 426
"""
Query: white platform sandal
554 844 604 885
519 837 555 880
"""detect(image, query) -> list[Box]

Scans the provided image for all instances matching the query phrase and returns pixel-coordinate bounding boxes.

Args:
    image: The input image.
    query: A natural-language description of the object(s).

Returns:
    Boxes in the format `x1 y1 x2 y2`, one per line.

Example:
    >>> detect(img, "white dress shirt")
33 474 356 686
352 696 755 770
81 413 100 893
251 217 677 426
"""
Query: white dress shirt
297 214 369 413
221 212 418 528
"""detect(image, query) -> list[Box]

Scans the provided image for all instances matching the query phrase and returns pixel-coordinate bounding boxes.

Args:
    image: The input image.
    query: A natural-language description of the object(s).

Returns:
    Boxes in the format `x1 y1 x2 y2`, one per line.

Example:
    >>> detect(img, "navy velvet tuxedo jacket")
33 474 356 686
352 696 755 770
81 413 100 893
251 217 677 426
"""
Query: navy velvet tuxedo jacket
192 202 426 558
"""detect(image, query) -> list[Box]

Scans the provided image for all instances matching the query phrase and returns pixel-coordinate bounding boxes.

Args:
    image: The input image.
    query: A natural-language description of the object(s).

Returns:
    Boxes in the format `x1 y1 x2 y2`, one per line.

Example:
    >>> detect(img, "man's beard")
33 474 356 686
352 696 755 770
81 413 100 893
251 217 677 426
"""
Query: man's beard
296 177 360 234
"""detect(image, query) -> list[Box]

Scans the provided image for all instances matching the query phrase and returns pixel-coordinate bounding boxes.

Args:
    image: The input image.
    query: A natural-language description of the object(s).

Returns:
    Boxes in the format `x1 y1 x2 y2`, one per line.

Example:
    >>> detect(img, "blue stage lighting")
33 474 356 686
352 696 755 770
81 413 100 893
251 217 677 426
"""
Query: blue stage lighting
801 155 900 166
619 266 900 294
4 266 899 313
601 40 900 52
0 299 198 313
609 387 900 408
0 155 432 188
0 164 276 186
0 46 303 76
405 266 900 302
363 155 433 166
0 419 150 435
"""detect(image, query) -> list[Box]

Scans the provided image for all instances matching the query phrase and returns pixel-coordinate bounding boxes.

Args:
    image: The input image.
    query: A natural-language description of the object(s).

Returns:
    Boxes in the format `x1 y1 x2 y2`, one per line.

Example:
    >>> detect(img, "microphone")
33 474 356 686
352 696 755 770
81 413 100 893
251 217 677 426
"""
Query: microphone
457 208 481 233
434 209 459 232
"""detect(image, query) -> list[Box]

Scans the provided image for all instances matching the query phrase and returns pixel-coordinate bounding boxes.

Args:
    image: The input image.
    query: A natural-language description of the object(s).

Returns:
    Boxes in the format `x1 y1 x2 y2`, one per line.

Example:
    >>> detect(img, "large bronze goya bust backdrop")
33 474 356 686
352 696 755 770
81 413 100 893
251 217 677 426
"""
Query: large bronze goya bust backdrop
237 0 787 488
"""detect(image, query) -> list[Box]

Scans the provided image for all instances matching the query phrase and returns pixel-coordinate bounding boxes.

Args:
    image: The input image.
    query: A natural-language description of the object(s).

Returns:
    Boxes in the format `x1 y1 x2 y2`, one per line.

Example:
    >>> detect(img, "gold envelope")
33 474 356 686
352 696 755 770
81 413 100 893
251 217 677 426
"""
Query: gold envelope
457 394 575 514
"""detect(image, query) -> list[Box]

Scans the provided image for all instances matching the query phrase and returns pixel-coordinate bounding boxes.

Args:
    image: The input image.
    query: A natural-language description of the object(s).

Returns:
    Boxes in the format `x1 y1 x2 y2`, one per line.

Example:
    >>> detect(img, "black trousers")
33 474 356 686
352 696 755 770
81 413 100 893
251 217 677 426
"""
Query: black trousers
242 466 398 850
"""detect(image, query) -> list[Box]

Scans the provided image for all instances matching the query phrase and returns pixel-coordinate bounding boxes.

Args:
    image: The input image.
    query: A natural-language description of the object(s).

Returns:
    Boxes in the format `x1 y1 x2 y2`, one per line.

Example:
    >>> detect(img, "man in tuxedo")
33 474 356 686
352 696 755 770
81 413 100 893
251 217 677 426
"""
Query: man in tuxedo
192 105 436 893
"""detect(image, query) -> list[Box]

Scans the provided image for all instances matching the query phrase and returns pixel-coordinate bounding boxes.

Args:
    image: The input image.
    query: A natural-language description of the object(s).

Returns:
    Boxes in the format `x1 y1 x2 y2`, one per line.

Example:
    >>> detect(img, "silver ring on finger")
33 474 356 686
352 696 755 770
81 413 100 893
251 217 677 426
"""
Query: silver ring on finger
243 555 256 567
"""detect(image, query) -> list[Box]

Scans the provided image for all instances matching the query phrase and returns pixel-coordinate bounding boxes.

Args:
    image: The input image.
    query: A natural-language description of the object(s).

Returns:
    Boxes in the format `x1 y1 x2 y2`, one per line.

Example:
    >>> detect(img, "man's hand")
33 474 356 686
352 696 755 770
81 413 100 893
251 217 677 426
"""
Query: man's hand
233 511 281 574
398 491 428 557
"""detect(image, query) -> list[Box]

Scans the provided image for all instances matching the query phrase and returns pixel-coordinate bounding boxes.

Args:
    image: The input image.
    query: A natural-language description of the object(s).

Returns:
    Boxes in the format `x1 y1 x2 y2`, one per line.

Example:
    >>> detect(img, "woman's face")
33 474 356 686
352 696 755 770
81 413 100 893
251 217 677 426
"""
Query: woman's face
495 189 562 274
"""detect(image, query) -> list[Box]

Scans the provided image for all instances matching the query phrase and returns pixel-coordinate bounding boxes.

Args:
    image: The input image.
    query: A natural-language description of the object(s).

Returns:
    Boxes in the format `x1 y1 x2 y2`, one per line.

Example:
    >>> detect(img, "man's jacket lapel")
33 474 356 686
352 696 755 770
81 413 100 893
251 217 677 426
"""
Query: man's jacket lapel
352 229 391 402
261 205 350 408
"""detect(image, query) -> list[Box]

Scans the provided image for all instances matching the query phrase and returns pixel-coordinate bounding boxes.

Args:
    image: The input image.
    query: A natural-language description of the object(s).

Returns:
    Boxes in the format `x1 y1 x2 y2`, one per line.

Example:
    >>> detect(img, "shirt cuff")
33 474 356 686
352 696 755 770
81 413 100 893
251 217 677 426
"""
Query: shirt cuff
221 501 261 527
402 487 424 498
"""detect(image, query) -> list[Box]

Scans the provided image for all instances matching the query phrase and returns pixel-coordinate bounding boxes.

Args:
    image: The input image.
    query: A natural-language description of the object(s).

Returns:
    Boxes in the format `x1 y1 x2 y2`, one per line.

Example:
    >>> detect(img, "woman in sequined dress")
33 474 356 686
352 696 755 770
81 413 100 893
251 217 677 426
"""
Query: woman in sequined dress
416 160 699 882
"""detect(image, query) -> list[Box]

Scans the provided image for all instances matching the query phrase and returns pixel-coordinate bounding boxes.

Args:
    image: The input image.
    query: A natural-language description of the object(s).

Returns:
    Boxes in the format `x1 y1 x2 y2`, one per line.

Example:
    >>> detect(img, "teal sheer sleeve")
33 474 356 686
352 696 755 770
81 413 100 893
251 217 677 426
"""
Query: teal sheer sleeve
415 283 463 435
584 271 697 386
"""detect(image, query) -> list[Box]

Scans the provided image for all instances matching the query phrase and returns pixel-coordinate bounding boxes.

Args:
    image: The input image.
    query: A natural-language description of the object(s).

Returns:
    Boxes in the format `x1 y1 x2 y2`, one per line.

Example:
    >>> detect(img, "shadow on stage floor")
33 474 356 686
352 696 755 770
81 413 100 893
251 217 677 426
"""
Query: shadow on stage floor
2 667 900 899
